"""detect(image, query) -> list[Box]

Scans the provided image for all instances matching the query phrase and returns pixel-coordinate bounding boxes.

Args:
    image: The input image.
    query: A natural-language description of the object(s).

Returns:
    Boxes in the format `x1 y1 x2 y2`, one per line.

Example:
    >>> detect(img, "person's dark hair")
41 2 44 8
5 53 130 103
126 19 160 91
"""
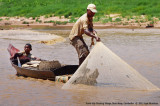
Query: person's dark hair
25 43 32 50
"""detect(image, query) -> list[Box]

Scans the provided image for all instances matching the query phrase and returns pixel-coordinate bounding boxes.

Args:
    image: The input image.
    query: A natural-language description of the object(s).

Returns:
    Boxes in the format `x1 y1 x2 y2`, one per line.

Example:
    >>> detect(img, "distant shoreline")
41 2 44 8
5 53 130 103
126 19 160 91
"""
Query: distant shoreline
0 16 160 30
0 23 160 30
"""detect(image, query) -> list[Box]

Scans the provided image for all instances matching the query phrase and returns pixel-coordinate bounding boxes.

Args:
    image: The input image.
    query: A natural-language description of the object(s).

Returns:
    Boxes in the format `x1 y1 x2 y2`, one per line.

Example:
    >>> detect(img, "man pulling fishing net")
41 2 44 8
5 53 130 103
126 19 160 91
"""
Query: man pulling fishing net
65 4 159 91
69 4 100 66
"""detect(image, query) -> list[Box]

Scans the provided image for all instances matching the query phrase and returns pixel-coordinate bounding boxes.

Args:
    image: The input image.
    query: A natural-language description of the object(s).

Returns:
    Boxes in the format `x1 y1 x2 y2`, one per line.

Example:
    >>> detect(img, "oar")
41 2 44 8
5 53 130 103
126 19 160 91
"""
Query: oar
17 57 22 67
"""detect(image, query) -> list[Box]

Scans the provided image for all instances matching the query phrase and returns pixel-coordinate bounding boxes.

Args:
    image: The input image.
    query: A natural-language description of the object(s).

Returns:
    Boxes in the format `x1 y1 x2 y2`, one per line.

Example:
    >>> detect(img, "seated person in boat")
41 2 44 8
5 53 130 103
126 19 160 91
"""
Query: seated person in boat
10 43 41 65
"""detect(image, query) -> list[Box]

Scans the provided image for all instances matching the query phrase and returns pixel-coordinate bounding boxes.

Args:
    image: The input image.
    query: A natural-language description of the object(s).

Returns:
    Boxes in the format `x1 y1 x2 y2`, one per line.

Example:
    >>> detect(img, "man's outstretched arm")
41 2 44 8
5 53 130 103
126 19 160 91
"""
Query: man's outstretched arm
84 29 100 41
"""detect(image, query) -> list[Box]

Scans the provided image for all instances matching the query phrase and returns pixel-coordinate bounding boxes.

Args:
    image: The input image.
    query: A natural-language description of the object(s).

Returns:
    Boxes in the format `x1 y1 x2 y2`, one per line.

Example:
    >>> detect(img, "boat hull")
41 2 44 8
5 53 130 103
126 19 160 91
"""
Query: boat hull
11 62 78 81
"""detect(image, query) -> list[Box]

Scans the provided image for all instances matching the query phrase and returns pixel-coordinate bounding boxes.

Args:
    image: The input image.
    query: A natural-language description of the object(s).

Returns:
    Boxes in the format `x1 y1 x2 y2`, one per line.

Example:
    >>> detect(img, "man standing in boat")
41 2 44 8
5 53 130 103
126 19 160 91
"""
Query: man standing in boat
69 4 100 65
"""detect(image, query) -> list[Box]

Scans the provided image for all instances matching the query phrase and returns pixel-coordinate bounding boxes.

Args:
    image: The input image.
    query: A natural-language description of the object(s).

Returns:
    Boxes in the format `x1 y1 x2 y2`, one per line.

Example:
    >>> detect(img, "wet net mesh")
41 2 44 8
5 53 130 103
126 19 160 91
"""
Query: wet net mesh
62 42 159 90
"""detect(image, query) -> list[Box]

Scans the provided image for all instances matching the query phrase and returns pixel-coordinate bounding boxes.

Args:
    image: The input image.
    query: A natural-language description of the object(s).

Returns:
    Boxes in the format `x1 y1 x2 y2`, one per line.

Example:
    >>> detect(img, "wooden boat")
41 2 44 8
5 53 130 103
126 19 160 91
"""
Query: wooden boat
11 61 78 81
8 44 78 81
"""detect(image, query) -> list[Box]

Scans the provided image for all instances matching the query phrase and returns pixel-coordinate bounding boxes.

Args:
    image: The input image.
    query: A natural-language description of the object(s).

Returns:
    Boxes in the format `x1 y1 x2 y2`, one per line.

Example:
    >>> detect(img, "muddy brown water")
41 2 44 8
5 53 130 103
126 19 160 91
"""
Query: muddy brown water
0 28 160 105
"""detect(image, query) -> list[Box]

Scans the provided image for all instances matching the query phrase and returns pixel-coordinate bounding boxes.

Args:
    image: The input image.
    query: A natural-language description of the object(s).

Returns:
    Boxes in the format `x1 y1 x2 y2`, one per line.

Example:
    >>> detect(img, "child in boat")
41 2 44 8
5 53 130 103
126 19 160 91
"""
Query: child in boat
10 43 41 64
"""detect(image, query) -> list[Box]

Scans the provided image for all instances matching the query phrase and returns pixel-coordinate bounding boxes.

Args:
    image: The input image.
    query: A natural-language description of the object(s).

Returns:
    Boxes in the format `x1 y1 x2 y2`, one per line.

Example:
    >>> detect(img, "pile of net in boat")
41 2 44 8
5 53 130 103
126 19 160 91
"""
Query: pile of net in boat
38 60 61 71
62 42 159 90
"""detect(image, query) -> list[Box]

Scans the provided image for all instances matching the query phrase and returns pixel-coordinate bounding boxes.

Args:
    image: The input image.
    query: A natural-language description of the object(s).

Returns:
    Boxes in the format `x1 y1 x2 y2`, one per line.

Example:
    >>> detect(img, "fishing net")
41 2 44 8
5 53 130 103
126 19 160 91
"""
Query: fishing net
62 42 159 90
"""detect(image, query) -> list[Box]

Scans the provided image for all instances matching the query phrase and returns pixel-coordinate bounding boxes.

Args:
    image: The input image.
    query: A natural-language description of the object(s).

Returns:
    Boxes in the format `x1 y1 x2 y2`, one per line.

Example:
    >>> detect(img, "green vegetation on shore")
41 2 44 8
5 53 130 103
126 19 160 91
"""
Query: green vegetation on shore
0 0 160 24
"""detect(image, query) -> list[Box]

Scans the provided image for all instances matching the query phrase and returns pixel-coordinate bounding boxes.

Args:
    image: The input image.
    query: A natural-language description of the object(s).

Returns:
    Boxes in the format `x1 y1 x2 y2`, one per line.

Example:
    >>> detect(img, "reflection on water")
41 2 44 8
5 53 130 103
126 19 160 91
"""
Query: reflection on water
0 28 160 105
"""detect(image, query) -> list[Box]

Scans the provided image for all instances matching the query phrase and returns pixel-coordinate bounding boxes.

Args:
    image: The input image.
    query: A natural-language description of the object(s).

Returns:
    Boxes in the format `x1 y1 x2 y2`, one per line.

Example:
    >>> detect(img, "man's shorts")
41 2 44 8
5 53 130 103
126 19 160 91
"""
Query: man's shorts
70 36 89 59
